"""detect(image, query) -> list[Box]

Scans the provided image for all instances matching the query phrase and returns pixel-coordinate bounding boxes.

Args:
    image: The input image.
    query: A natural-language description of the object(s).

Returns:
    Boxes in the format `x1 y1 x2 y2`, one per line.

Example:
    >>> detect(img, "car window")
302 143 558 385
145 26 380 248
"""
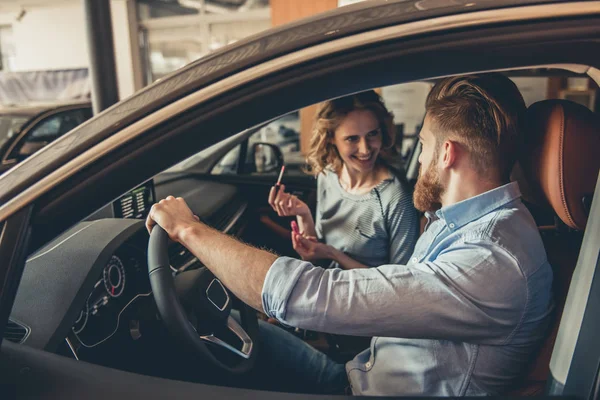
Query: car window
10 108 91 160
28 115 62 140
211 112 302 177
209 77 586 181
209 84 434 178
0 115 29 149
211 144 242 175
381 82 433 166
246 112 301 175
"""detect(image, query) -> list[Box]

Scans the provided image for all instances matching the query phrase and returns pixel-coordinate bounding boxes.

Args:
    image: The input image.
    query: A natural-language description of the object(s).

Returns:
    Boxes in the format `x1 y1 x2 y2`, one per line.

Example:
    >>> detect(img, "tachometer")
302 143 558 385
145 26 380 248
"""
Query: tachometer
103 255 126 298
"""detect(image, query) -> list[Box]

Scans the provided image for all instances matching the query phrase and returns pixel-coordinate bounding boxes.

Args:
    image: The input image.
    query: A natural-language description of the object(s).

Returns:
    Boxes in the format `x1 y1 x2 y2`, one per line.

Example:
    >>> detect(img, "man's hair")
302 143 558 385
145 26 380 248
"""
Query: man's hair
305 90 395 176
425 73 526 182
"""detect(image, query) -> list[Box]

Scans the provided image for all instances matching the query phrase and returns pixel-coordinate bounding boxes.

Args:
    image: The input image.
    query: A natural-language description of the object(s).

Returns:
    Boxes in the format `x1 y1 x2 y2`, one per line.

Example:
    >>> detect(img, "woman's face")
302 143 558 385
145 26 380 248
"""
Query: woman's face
332 109 383 175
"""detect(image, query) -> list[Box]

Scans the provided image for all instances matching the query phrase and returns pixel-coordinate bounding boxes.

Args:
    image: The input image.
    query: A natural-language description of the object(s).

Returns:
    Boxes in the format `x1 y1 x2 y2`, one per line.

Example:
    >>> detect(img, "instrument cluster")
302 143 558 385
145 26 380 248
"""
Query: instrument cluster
72 244 150 347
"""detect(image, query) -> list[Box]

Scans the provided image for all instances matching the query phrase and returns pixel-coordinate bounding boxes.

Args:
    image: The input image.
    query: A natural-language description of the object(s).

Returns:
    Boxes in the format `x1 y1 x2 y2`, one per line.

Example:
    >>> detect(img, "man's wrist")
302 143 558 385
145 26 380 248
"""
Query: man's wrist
177 222 204 246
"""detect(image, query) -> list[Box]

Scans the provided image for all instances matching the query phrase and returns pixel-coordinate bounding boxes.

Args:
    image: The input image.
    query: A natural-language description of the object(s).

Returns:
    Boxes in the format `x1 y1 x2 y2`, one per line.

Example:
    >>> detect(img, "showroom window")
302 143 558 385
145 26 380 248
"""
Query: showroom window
0 25 15 71
137 0 270 82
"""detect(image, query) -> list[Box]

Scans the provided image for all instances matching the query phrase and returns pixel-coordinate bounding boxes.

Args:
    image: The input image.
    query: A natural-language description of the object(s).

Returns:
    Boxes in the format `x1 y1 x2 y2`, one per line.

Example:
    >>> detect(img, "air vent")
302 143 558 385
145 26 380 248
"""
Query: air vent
208 198 247 232
4 319 29 344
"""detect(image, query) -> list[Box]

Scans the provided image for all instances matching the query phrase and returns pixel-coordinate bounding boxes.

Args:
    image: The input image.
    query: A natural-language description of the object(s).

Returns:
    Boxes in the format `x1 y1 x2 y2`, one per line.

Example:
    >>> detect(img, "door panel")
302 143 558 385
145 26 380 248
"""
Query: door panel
0 207 33 350
236 174 317 257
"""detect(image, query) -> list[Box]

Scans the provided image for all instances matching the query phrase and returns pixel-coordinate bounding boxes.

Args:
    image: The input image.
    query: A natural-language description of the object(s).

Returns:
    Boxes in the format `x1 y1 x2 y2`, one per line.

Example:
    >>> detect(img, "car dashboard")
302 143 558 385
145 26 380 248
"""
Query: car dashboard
6 178 249 365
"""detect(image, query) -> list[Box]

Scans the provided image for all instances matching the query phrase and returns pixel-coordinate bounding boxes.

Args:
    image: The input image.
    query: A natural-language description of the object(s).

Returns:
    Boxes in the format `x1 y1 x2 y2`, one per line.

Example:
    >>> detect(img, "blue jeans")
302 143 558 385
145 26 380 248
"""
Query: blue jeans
232 312 348 394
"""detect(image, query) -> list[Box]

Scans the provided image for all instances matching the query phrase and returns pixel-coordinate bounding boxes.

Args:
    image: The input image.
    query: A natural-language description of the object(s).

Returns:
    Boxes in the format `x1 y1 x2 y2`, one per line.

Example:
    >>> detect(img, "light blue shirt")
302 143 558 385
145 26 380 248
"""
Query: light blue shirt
262 182 554 396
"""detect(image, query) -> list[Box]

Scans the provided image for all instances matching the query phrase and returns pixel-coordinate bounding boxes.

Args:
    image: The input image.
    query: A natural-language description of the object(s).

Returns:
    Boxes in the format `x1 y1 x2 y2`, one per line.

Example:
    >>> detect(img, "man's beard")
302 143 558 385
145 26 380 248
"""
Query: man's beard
413 160 444 212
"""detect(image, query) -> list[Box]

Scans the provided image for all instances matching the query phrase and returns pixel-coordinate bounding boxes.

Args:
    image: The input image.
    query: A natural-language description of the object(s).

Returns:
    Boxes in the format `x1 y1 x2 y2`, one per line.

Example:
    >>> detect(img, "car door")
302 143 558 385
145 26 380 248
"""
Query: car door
152 113 316 256
1 2 600 400
209 113 315 254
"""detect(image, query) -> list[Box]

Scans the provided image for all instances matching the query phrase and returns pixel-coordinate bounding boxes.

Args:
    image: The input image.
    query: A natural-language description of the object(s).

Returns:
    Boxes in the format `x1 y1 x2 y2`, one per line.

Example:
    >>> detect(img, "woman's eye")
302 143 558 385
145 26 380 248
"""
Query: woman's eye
367 130 379 137
345 136 358 142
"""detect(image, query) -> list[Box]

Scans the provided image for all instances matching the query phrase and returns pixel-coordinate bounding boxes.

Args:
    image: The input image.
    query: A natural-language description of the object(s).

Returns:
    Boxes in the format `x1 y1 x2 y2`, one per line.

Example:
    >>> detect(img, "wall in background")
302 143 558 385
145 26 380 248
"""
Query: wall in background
0 1 88 72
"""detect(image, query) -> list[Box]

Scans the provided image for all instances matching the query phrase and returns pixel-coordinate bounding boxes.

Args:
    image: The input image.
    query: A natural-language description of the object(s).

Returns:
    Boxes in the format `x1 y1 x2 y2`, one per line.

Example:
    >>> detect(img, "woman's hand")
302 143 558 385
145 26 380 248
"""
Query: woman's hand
268 184 310 217
291 230 332 262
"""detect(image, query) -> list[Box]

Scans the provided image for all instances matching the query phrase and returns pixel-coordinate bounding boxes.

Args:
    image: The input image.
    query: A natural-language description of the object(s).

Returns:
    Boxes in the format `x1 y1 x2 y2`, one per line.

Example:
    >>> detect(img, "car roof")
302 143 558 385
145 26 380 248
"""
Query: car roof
0 100 91 118
0 0 594 213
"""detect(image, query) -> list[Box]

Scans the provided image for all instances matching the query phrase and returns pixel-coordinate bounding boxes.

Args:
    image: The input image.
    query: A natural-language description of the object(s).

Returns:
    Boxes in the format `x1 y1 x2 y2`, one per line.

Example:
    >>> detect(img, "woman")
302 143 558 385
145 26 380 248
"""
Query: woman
268 90 419 269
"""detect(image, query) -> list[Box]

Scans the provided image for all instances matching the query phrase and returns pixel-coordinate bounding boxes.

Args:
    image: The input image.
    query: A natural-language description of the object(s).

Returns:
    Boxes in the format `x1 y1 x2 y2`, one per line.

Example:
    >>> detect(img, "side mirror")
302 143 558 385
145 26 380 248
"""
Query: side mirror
249 142 284 173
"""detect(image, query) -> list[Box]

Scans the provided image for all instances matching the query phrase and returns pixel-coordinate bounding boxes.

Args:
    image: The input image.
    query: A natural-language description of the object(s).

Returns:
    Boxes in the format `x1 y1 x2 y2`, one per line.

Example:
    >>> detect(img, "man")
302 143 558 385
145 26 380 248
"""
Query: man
146 74 553 396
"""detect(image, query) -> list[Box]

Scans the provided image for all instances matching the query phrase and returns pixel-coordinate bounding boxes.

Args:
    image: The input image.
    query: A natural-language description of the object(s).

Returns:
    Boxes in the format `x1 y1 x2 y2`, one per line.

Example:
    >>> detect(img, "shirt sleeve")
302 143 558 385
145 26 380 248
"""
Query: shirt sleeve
262 240 533 345
385 185 419 265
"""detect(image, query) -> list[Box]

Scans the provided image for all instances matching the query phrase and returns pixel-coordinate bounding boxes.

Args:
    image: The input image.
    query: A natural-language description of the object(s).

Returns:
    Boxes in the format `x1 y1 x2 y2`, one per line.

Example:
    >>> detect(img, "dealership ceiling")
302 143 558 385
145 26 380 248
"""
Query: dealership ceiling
0 0 269 14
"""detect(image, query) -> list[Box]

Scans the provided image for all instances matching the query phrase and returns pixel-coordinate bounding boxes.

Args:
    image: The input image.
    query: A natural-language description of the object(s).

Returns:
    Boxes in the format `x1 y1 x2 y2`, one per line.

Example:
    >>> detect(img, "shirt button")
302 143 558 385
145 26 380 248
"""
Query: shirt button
449 223 456 229
411 257 418 263
365 362 372 369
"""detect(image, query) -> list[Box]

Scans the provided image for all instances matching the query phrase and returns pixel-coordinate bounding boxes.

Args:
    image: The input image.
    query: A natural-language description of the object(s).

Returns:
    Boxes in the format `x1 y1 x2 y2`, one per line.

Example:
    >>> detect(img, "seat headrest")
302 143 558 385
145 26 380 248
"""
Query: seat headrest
520 99 600 230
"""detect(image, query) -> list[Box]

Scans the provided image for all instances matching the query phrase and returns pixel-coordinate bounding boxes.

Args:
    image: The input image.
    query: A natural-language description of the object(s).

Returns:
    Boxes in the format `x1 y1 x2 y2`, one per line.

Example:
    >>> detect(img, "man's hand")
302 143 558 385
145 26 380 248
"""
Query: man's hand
146 196 200 242
144 195 278 312
268 184 310 217
291 231 331 261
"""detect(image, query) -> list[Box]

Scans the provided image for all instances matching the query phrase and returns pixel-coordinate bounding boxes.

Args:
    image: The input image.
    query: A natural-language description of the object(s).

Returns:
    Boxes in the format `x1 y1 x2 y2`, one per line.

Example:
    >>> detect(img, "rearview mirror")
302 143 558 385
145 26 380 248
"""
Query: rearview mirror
249 142 284 174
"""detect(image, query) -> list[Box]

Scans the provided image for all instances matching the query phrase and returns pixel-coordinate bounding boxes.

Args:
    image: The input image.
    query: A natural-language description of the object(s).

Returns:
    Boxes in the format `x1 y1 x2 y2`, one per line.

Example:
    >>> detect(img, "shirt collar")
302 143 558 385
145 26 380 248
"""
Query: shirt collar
433 182 522 231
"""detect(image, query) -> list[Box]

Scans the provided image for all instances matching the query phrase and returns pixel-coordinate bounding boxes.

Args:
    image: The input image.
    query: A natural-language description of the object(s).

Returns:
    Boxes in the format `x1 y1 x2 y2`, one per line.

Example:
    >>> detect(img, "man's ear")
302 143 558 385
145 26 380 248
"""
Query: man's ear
440 140 458 169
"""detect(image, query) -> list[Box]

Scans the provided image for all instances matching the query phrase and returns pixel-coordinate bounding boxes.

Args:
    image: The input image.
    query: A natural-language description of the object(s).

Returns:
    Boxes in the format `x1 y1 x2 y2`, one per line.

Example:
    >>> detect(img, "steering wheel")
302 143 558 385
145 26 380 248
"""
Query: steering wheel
147 226 259 373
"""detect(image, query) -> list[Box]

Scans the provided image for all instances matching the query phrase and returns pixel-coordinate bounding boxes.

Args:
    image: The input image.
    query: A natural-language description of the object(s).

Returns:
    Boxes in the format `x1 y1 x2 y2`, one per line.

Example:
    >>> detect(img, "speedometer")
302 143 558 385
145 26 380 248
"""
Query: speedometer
103 255 126 298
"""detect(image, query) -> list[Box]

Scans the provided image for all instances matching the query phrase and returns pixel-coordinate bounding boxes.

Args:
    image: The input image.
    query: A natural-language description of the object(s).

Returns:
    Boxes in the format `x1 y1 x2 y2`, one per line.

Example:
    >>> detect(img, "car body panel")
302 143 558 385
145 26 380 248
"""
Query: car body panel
0 1 599 399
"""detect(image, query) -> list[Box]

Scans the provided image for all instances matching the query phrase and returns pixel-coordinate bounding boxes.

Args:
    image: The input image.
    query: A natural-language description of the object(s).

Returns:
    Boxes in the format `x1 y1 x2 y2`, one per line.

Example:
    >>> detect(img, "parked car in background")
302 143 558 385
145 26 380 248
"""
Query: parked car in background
0 101 92 174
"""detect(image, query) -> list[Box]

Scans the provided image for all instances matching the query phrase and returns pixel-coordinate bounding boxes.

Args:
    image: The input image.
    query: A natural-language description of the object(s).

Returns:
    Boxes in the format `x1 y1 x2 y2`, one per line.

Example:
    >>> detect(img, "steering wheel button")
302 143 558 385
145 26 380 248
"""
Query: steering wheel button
207 279 229 311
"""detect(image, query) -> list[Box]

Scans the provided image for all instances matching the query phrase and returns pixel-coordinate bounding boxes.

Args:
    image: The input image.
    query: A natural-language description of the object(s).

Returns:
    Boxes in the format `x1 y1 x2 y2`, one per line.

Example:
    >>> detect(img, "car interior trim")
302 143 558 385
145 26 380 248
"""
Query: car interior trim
26 220 100 263
6 318 31 344
587 65 600 83
0 1 599 224
206 279 230 312
0 206 32 356
222 202 247 234
550 173 600 385
64 337 79 361
560 247 600 396
199 316 253 359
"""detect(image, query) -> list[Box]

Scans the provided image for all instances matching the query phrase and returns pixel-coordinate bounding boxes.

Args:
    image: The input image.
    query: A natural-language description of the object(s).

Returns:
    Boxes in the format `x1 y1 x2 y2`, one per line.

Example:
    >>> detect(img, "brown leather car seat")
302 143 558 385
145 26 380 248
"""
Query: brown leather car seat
511 99 600 395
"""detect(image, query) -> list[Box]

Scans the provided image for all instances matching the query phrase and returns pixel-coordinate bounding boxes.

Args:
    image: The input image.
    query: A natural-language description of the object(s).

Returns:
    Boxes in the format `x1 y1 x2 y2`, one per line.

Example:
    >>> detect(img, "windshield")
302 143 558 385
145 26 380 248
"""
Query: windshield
0 115 29 149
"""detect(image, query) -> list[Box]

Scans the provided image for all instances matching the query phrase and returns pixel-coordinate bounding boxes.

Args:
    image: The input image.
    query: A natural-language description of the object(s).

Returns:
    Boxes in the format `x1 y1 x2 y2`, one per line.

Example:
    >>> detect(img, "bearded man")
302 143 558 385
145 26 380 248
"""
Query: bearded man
147 74 553 397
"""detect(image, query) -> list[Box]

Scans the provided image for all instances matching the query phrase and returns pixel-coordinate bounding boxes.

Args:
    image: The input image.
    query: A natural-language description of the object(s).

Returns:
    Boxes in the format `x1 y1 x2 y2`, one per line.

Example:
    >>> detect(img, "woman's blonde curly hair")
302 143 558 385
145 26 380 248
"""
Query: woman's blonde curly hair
305 90 396 177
